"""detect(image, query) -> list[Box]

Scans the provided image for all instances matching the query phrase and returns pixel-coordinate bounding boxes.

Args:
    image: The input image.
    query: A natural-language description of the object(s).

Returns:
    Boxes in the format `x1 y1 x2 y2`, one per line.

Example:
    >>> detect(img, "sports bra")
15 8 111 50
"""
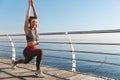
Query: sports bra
26 30 39 42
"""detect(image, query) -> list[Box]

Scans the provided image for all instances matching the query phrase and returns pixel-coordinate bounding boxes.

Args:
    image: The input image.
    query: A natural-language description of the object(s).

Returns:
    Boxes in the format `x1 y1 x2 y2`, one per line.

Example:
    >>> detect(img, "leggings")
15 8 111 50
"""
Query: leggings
15 46 43 70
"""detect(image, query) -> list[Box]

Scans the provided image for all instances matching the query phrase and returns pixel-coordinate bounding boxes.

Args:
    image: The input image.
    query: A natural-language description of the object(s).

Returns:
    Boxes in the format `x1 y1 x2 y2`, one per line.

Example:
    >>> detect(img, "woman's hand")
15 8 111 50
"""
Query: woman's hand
31 0 34 7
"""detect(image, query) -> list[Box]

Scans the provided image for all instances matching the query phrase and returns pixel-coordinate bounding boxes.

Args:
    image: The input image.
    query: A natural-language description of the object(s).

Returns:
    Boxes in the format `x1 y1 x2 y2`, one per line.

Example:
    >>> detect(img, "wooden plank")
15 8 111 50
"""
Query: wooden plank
0 59 111 80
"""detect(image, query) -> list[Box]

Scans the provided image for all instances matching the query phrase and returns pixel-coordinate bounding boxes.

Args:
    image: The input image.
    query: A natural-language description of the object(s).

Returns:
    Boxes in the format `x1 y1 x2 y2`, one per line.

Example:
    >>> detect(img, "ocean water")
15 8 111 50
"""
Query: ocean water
0 34 120 79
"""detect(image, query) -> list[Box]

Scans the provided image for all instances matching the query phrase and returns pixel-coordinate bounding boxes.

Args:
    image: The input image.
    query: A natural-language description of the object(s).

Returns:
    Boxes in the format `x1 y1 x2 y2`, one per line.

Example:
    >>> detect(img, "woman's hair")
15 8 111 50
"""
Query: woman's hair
29 16 37 23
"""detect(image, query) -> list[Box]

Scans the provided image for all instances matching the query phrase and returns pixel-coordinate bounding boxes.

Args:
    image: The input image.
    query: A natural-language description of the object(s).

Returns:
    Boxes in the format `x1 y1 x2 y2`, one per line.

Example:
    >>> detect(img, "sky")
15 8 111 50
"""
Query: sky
0 0 120 34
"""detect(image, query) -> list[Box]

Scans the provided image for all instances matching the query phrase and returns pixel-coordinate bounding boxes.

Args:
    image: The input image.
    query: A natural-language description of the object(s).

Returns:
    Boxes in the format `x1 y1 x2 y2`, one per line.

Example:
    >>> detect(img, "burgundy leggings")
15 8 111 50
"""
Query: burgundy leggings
15 46 43 70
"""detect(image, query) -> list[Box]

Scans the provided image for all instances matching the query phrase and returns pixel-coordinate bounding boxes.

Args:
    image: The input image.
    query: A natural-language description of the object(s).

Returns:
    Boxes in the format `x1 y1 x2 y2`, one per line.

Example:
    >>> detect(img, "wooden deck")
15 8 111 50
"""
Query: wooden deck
0 58 111 80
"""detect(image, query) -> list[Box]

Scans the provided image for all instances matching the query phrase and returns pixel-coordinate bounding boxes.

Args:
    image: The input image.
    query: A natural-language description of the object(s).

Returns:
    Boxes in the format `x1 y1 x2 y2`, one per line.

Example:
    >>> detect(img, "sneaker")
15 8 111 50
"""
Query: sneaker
11 61 16 69
34 72 45 78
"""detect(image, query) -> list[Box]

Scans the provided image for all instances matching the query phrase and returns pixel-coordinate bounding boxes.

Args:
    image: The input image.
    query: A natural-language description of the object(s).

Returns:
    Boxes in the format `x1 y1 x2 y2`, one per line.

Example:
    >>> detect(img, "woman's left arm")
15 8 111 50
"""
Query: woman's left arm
31 0 38 32
31 0 38 19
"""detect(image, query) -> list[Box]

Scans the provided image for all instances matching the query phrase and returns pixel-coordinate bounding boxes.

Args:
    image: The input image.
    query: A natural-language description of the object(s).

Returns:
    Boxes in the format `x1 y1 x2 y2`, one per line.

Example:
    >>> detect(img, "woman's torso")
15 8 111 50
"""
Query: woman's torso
26 30 39 47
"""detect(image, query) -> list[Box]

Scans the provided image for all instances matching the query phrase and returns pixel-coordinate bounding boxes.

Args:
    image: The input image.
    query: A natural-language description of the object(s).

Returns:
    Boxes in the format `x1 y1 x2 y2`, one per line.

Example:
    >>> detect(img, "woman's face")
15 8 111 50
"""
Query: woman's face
30 19 38 29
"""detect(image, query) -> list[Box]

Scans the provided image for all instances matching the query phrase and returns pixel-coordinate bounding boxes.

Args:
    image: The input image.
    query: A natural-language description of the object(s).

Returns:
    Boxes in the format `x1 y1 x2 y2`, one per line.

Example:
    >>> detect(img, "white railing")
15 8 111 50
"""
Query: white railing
7 34 16 63
1 29 120 79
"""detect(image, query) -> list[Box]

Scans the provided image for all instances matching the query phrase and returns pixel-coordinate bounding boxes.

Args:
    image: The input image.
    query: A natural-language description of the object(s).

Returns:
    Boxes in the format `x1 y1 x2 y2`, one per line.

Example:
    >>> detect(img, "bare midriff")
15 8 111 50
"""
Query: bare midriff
27 41 39 47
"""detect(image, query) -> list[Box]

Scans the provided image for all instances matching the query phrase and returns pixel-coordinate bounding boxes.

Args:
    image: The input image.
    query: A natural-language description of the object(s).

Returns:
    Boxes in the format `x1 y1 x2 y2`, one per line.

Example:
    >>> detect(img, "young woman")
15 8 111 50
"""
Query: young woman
12 0 44 77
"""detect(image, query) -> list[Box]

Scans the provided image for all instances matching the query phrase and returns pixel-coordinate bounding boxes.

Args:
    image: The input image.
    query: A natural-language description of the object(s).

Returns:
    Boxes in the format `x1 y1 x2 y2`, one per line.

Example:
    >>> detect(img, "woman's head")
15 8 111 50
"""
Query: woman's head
29 16 38 29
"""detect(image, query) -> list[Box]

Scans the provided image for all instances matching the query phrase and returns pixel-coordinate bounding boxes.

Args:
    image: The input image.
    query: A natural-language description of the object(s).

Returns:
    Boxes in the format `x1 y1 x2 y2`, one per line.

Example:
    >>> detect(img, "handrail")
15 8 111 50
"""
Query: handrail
40 42 120 45
7 35 16 63
0 29 120 36
1 29 120 79
66 32 76 72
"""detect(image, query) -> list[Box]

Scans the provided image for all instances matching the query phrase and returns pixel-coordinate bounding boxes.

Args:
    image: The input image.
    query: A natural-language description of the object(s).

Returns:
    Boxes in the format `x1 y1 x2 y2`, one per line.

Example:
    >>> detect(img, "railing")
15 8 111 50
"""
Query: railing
1 29 120 79
0 34 16 62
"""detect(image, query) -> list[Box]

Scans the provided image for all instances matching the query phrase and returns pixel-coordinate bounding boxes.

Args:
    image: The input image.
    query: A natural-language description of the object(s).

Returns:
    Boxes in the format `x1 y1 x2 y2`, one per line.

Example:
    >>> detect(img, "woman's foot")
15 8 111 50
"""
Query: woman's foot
11 61 16 69
34 70 45 78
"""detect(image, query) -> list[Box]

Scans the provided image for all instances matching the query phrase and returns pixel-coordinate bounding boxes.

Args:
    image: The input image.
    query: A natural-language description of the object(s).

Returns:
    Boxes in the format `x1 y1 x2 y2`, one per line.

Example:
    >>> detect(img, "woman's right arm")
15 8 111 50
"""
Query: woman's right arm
24 0 31 35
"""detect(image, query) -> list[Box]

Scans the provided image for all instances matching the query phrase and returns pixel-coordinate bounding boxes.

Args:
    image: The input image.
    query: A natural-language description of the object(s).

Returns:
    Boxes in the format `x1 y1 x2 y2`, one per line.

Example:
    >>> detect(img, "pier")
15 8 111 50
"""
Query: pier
1 30 120 79
0 58 106 80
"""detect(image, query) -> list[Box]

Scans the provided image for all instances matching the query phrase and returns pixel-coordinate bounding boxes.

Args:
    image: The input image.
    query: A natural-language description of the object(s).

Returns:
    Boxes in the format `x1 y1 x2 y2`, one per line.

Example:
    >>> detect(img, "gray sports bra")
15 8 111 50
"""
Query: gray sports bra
26 30 39 42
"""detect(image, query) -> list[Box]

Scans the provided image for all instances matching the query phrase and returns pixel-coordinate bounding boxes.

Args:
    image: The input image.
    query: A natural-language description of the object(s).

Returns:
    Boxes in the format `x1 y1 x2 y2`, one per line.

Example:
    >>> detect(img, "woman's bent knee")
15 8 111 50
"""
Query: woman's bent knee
24 61 29 64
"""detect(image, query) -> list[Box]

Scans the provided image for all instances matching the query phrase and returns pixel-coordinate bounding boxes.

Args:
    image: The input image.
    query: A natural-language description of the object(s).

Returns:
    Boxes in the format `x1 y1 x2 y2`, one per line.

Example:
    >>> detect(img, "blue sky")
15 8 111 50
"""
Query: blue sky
0 0 120 34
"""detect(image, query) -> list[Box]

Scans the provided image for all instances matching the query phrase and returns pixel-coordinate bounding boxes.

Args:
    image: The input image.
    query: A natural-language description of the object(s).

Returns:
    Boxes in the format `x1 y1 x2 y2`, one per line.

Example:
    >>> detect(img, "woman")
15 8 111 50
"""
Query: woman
12 0 44 77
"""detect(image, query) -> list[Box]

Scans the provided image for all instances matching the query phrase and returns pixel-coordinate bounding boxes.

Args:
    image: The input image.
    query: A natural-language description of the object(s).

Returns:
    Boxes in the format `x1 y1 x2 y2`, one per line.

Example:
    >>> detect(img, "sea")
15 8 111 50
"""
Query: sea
0 33 120 80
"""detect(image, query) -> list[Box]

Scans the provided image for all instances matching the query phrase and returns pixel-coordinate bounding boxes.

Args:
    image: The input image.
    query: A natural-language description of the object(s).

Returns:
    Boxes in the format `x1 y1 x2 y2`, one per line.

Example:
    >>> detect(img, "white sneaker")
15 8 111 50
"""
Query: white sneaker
34 72 45 78
11 61 16 69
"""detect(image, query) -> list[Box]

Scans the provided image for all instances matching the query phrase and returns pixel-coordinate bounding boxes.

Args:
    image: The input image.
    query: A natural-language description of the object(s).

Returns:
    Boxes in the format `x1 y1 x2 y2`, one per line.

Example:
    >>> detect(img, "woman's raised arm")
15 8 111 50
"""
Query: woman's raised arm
24 0 31 35
31 0 38 19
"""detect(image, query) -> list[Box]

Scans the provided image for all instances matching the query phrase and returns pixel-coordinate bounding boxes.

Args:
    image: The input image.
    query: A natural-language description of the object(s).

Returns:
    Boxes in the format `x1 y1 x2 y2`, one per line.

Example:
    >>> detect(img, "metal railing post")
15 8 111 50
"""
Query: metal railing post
65 32 76 72
7 34 16 62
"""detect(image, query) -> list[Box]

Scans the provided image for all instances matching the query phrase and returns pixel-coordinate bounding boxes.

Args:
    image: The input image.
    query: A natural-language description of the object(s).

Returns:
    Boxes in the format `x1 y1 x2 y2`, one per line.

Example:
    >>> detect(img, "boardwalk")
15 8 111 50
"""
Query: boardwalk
0 59 110 80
